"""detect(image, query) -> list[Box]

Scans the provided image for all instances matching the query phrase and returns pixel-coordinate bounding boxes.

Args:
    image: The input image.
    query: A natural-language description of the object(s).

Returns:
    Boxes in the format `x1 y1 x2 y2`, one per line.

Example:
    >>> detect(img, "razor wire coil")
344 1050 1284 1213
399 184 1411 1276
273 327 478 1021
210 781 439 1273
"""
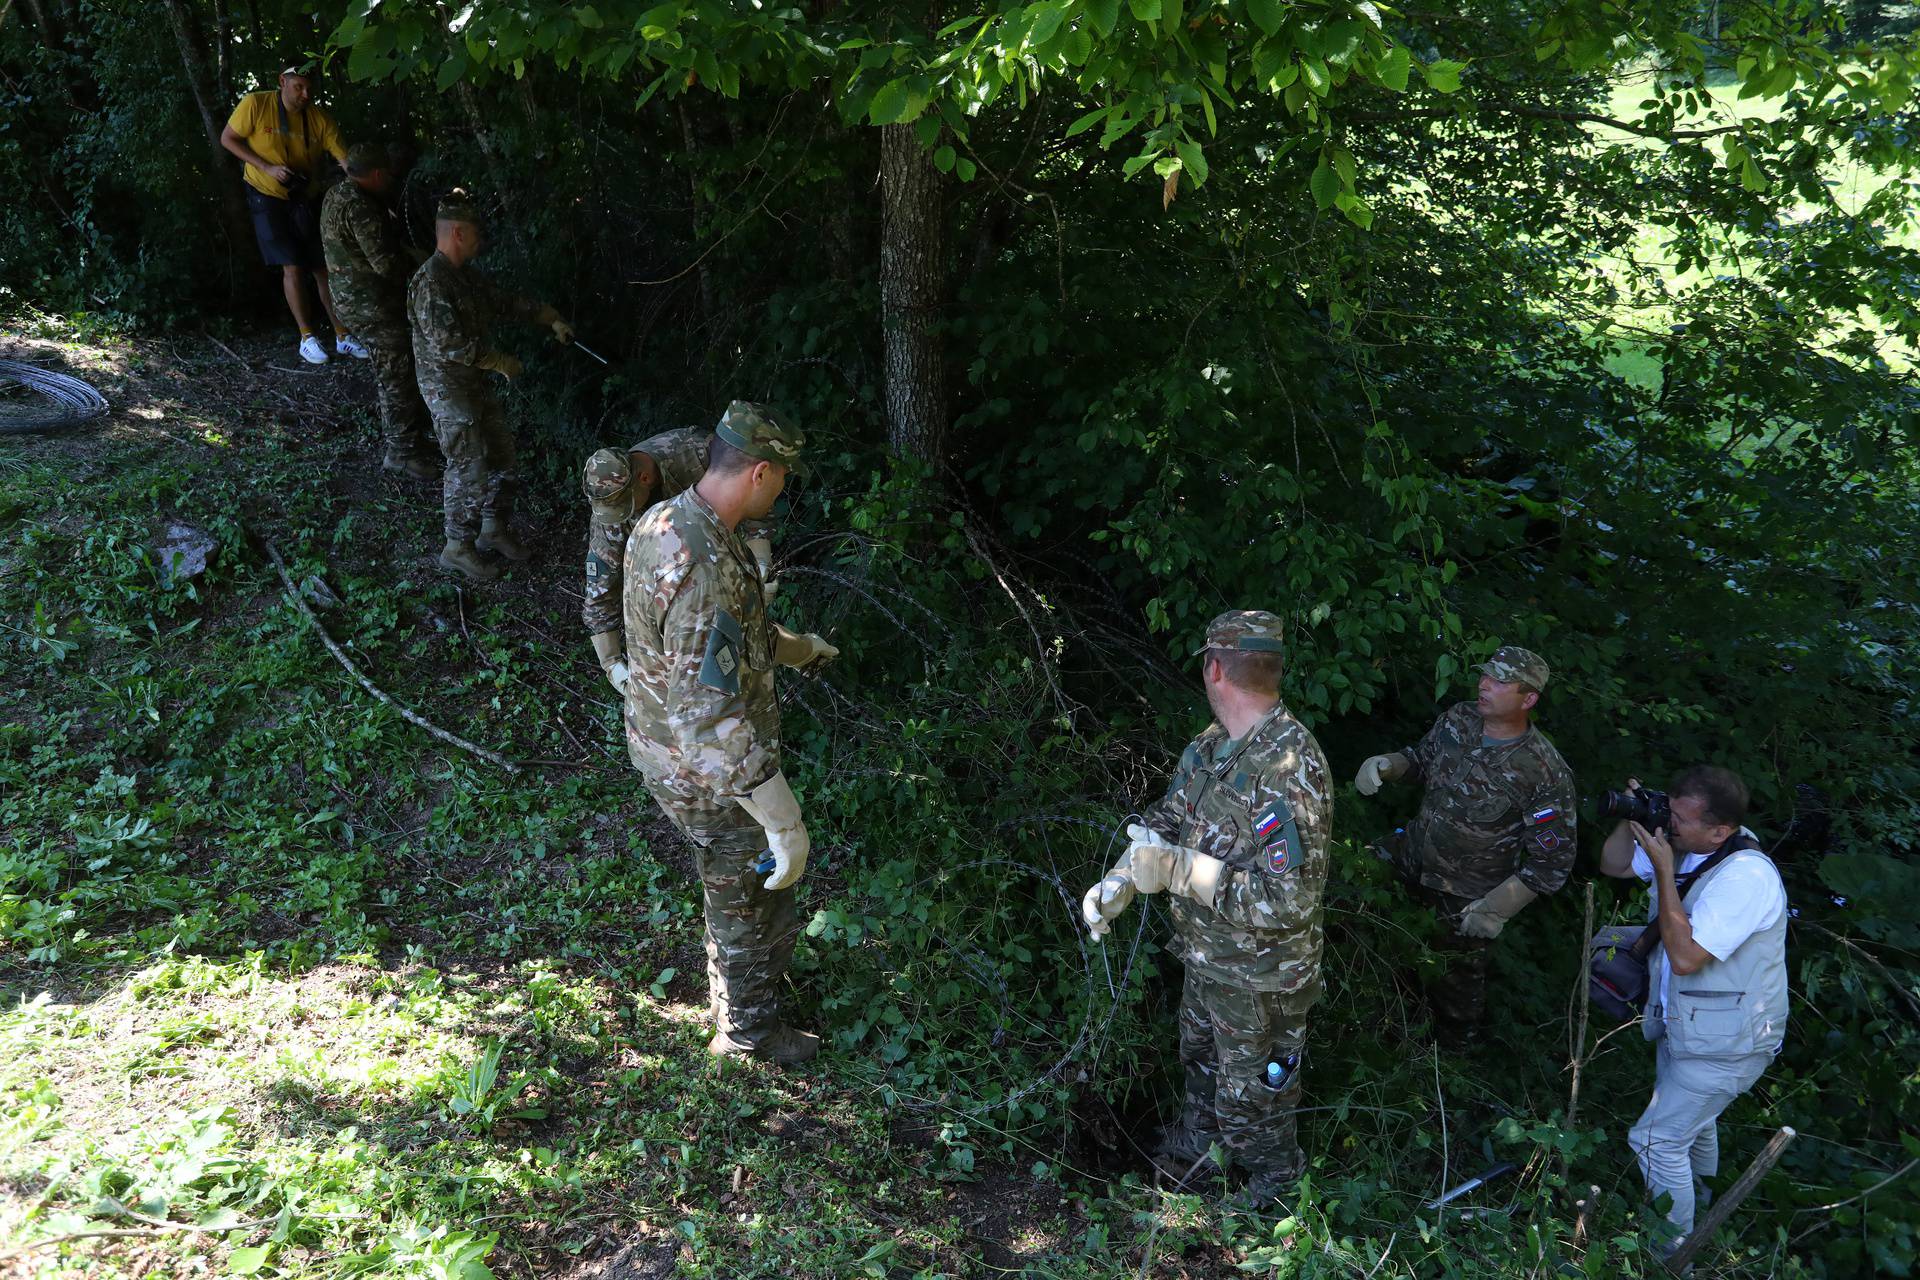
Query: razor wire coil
0 360 109 434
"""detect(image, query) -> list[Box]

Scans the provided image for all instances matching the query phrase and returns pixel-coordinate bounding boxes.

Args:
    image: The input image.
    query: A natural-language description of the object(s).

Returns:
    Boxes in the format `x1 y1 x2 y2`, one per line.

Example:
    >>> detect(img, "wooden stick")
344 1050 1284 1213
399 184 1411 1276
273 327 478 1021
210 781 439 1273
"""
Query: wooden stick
1563 881 1596 1180
1665 1126 1796 1274
1573 1183 1600 1247
262 539 522 775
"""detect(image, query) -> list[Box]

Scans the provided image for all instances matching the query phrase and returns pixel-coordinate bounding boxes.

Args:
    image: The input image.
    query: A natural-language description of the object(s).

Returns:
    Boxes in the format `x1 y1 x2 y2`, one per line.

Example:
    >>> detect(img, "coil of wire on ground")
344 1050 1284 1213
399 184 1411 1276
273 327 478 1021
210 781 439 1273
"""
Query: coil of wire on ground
0 359 109 434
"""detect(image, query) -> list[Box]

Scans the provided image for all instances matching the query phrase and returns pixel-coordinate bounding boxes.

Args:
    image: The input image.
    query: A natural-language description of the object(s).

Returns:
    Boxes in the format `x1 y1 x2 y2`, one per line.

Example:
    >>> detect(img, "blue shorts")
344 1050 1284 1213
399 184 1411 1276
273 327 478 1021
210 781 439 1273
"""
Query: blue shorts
246 186 324 270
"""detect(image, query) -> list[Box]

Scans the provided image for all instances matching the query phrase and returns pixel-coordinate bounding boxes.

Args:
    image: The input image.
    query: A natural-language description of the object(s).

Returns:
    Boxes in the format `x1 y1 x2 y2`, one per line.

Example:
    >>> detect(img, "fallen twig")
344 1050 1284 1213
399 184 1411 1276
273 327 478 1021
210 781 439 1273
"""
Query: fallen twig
1665 1125 1796 1274
0 1213 275 1258
260 537 522 775
1563 881 1596 1181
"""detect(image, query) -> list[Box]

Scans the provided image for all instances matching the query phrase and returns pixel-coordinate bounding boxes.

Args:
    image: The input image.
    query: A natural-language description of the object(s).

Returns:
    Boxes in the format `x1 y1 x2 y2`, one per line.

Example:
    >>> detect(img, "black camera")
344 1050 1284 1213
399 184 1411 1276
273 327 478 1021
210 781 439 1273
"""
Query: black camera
1597 787 1672 832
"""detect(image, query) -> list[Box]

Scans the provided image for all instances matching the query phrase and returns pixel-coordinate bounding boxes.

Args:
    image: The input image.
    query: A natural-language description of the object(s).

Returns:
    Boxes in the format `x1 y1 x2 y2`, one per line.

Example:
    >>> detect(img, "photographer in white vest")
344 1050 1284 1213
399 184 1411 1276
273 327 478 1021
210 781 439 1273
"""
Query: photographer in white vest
1598 766 1788 1260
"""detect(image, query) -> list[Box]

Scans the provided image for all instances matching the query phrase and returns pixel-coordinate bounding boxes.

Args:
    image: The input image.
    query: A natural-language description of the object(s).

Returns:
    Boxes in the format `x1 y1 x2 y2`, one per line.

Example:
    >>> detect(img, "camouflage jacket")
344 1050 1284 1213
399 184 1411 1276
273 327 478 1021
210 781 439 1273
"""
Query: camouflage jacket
1143 702 1333 998
587 428 716 637
406 251 544 407
320 181 412 325
1402 702 1578 899
622 487 780 816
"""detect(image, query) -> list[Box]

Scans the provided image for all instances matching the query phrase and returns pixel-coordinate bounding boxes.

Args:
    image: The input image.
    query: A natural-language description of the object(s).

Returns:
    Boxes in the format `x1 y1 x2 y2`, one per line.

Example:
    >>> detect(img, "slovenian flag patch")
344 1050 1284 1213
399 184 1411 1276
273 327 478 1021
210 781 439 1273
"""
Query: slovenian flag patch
1256 802 1297 875
1531 807 1559 824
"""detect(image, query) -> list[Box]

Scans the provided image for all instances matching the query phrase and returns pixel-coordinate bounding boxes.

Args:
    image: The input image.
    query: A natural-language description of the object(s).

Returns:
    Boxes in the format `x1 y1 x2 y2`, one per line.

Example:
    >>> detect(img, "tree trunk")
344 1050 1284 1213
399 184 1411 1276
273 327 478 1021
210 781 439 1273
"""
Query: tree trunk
161 0 251 261
879 122 948 465
678 102 717 327
213 0 231 100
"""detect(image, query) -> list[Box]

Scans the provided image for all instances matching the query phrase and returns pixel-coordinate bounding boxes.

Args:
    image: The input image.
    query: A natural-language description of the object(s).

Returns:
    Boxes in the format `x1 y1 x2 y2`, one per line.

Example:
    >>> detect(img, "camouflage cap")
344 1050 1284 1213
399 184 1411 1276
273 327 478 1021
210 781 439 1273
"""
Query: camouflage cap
436 188 483 227
1192 609 1286 656
1479 644 1550 692
581 448 632 523
714 401 806 471
344 141 390 176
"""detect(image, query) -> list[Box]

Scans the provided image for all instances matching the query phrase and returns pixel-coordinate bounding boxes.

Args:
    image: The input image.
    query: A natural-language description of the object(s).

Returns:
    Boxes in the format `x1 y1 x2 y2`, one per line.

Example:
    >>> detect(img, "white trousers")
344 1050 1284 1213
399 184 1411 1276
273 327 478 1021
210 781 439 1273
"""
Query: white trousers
1627 1039 1771 1243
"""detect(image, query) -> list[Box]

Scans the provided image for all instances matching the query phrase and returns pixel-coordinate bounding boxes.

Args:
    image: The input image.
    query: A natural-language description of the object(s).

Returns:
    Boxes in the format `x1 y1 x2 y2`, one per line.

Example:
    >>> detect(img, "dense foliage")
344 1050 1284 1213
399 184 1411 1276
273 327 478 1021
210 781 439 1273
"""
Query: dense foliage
3 0 1920 1276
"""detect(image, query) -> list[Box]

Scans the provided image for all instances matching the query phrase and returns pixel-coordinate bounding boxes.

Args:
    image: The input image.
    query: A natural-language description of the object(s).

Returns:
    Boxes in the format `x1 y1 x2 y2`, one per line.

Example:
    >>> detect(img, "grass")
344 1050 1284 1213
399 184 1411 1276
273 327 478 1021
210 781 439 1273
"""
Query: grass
1580 66 1920 390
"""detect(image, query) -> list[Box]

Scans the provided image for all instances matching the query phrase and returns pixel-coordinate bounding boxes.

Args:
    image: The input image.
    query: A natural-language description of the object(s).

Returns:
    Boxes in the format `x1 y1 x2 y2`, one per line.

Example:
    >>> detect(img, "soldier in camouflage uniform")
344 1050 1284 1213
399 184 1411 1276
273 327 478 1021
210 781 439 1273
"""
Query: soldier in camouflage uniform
1082 611 1332 1208
320 142 435 480
1354 645 1577 1045
407 191 575 582
622 403 838 1065
582 428 777 691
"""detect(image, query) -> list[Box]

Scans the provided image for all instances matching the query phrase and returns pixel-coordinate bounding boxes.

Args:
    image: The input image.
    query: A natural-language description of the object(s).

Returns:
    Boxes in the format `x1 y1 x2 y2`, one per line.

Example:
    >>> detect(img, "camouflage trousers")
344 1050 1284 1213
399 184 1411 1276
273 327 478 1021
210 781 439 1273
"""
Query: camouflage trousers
1418 887 1492 1043
425 392 517 542
653 792 797 1048
348 310 433 464
1174 965 1308 1180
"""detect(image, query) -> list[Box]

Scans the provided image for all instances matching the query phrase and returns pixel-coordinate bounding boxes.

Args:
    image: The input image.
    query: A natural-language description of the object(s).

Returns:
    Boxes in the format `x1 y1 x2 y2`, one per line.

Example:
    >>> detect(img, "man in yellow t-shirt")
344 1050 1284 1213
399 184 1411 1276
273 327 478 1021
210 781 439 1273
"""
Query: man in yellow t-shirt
219 61 360 366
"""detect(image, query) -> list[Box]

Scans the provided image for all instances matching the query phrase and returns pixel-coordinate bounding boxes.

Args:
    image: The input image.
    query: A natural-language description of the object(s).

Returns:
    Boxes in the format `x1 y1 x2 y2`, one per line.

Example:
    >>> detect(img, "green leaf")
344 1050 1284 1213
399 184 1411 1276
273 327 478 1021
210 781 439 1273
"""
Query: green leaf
955 157 977 182
1027 1 1066 47
1329 143 1355 188
1127 0 1161 23
1309 156 1339 209
1175 137 1208 185
1378 45 1411 92
1088 0 1121 36
1247 0 1286 37
1065 106 1110 137
1335 191 1372 228
868 79 911 125
1423 58 1466 94
1301 58 1330 96
933 144 956 172
435 52 468 93
228 1246 271 1276
574 5 604 29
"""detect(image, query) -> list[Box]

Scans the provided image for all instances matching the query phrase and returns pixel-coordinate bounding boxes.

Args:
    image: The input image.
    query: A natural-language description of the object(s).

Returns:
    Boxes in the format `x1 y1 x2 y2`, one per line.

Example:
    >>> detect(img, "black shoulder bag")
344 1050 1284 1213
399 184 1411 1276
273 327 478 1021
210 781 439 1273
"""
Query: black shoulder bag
1587 833 1760 1023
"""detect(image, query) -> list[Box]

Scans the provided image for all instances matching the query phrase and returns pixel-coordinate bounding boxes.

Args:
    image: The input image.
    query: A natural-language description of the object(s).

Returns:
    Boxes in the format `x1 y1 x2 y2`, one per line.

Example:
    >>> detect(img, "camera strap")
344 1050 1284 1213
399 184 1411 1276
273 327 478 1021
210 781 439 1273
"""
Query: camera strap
1625 831 1762 961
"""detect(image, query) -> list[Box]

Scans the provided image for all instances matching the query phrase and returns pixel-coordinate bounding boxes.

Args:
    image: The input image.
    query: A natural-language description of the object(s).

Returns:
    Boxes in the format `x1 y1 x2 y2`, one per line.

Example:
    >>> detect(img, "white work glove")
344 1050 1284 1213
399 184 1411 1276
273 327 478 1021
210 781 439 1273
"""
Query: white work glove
774 625 838 672
1080 854 1137 941
1125 823 1226 908
746 534 778 604
590 631 628 694
1354 752 1410 796
1456 874 1539 940
734 771 811 892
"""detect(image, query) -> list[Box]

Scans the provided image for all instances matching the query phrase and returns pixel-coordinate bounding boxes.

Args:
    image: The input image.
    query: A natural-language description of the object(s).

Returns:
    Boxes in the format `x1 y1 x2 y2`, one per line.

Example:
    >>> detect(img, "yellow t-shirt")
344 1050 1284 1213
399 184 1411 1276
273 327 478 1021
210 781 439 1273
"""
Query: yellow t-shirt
226 90 346 200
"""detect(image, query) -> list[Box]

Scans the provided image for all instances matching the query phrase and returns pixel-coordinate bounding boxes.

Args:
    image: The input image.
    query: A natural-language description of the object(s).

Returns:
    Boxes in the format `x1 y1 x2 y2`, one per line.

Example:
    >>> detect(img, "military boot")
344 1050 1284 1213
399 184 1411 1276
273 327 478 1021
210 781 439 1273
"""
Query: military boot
1150 1121 1222 1189
1225 1168 1297 1216
383 452 437 481
438 539 501 583
708 1024 820 1066
476 519 530 562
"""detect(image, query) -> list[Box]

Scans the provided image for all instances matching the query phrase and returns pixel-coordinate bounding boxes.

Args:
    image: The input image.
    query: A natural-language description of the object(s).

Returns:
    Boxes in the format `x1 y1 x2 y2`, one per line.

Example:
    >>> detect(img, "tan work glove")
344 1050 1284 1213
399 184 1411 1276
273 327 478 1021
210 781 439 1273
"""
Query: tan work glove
1080 853 1137 941
1456 874 1538 939
774 624 838 672
1354 751 1411 796
475 351 522 380
536 304 574 344
1124 823 1226 909
590 630 628 694
734 771 810 892
746 534 778 603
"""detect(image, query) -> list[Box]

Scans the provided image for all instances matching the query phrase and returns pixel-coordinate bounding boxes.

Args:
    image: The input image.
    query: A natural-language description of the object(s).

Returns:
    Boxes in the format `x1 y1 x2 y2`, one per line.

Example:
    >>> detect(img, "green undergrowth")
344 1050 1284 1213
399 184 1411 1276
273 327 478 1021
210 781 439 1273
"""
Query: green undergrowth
0 334 1912 1277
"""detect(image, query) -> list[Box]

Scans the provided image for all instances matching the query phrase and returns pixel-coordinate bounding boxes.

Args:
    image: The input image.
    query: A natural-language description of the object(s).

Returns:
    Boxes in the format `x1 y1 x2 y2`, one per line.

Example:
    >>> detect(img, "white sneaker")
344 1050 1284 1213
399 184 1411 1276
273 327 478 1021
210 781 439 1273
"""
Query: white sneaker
298 335 329 364
337 334 371 360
